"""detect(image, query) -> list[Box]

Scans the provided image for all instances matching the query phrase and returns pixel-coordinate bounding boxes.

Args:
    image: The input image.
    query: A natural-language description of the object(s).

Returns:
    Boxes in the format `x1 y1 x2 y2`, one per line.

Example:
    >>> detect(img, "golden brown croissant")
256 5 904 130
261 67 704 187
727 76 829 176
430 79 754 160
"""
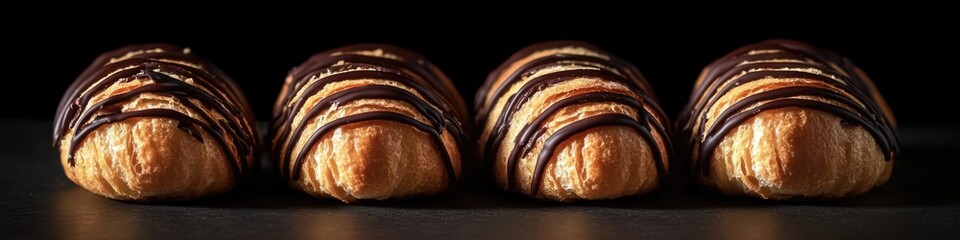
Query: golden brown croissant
677 39 899 199
475 41 671 201
270 44 468 203
53 44 258 201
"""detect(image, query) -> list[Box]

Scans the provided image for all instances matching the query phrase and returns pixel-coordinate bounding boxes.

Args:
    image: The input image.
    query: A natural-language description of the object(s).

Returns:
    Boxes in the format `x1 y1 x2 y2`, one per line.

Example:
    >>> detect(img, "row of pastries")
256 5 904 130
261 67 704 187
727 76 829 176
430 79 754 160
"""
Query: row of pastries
53 40 897 202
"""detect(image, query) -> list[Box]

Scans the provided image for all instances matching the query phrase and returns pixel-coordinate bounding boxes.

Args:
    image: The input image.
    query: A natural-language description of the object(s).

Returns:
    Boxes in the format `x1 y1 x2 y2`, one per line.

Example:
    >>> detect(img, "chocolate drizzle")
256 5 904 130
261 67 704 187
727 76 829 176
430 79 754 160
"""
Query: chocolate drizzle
475 41 670 195
271 44 466 183
677 39 899 176
53 44 258 180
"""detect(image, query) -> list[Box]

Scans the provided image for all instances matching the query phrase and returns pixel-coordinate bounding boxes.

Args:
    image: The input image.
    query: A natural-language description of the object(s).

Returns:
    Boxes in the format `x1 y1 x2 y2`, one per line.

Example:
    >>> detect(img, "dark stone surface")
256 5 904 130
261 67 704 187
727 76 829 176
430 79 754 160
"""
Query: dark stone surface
3 119 959 239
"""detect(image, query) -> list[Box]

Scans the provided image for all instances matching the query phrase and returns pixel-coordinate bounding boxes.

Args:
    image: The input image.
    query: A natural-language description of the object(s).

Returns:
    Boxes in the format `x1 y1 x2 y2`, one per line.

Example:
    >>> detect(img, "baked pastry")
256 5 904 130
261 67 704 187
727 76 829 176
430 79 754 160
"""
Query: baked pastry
271 44 468 203
53 44 258 201
676 39 898 199
475 41 671 201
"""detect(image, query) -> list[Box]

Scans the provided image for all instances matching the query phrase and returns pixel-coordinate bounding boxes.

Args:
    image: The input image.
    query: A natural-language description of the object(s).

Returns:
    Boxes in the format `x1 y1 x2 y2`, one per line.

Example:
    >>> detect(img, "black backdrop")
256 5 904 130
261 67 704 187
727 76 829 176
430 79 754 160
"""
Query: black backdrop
6 10 956 127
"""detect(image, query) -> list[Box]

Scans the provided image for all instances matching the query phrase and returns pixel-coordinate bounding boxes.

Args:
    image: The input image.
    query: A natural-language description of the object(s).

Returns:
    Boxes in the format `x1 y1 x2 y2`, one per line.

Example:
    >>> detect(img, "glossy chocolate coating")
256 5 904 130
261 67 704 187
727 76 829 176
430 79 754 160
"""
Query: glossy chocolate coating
53 44 257 179
270 44 466 183
677 39 899 176
476 41 670 194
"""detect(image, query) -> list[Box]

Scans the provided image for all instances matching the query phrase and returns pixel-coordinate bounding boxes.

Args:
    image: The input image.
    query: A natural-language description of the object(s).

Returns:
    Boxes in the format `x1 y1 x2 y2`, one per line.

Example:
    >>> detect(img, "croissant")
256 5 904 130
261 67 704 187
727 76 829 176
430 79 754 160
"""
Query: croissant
53 44 258 201
677 39 898 199
475 41 672 201
271 44 468 202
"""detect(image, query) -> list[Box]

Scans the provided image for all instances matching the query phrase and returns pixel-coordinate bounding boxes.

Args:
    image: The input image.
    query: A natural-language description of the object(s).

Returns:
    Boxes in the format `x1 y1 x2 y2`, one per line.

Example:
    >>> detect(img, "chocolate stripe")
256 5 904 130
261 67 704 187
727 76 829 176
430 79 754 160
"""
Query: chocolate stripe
289 111 456 183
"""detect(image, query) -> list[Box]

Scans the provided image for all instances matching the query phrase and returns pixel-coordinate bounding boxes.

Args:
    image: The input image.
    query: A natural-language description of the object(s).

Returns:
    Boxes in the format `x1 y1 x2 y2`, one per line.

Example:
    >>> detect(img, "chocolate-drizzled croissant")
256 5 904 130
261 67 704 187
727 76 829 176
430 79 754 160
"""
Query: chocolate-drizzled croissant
271 44 468 203
53 44 258 201
677 39 898 199
476 41 671 201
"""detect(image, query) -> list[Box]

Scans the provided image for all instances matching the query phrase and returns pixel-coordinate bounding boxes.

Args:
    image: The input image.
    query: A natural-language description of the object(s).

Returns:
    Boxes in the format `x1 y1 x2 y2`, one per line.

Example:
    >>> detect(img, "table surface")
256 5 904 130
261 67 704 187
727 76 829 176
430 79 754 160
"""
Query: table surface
3 119 959 239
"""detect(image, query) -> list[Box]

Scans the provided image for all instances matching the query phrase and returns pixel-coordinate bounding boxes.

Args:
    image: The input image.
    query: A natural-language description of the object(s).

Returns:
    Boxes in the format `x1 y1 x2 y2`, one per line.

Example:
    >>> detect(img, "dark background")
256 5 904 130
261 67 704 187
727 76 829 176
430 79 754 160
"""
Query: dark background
5 10 957 127
4 8 960 239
